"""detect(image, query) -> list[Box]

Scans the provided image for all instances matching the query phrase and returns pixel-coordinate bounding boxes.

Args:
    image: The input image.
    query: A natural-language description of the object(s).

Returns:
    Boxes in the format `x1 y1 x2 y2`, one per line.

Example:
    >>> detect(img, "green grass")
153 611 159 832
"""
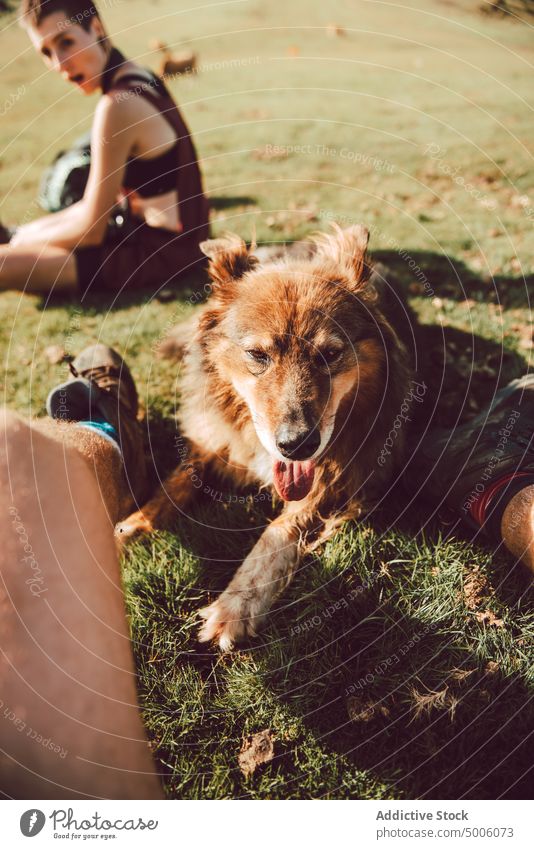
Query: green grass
1 0 533 799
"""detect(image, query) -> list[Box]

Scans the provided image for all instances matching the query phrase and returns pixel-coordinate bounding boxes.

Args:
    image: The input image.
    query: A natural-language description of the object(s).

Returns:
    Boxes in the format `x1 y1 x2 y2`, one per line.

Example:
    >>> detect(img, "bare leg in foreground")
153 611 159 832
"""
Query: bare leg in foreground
0 409 162 799
501 484 534 574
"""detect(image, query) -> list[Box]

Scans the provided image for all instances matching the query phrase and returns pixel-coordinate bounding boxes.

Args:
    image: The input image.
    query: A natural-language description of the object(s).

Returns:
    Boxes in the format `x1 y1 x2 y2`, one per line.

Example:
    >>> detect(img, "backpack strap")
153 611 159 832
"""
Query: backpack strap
106 73 182 138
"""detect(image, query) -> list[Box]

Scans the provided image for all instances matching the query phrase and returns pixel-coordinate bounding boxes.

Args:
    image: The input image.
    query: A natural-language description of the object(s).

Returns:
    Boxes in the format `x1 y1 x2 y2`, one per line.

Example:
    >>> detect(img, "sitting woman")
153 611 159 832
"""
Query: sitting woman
0 0 209 296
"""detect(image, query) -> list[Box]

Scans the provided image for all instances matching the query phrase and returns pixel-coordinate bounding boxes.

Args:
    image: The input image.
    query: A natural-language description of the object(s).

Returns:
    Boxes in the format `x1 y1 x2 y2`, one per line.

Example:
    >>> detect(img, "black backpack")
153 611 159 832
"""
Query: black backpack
39 132 91 212
38 132 131 236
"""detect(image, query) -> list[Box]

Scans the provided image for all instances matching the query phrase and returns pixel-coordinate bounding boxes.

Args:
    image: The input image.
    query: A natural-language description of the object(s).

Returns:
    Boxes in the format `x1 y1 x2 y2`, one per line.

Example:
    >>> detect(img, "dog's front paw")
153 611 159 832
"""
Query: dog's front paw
198 593 264 651
115 510 154 545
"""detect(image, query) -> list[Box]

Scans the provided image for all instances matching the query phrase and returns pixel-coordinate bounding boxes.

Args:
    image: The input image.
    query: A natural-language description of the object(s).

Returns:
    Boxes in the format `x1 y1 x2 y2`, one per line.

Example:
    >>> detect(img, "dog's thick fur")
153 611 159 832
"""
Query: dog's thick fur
119 225 412 649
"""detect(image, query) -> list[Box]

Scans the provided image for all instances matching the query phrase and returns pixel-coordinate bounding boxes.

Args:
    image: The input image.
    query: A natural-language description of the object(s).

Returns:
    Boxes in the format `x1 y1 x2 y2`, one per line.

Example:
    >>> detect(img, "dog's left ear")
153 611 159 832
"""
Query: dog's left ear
200 234 258 289
314 224 371 285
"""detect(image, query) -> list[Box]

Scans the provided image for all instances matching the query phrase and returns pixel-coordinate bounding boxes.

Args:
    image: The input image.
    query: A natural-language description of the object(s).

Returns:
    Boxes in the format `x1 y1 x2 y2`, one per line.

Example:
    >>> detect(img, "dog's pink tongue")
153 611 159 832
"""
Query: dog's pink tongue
273 459 316 501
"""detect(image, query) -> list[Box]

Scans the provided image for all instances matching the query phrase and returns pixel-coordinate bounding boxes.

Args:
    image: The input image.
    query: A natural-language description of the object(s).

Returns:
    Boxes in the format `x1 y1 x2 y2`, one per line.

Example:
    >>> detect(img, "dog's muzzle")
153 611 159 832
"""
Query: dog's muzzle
275 426 321 461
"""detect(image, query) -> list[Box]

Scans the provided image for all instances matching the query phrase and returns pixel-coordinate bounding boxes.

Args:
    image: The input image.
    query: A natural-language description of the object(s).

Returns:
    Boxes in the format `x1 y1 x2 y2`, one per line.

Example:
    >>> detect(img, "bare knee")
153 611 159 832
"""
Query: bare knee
0 407 31 467
1 407 54 464
0 408 88 505
501 485 534 572
0 406 26 436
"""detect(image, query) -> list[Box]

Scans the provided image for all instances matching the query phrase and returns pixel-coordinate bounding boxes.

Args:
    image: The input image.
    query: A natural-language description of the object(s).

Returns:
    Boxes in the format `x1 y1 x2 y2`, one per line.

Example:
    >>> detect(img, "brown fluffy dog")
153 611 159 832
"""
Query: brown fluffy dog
118 225 412 649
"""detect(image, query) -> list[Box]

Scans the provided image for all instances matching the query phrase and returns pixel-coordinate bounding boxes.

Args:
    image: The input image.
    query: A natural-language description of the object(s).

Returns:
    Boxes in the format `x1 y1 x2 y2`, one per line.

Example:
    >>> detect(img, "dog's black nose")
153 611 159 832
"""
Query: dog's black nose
275 427 321 460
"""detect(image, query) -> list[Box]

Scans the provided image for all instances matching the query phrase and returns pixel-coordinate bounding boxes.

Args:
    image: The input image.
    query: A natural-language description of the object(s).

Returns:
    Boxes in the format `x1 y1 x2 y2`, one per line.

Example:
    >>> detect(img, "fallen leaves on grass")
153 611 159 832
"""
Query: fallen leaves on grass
44 344 66 364
238 730 274 777
474 610 504 628
411 662 498 723
510 194 530 210
411 686 450 720
155 287 175 303
518 326 533 351
379 560 392 578
239 108 270 121
252 145 288 161
411 685 462 722
326 23 346 37
462 567 503 626
449 668 475 683
347 695 390 723
463 565 490 610
263 205 319 231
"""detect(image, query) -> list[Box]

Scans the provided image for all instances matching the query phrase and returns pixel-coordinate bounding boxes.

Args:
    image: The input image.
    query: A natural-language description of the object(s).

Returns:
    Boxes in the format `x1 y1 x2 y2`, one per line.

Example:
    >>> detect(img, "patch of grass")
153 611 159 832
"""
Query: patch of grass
1 0 533 798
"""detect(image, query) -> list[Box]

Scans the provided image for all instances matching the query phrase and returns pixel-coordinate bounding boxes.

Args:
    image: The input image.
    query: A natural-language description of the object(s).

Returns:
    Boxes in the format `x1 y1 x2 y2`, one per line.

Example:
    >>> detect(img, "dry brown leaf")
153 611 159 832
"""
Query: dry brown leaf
411 686 449 720
474 610 504 628
510 194 530 209
379 560 392 578
238 730 274 777
347 695 390 723
449 668 475 683
156 287 175 303
240 108 270 121
326 23 346 37
519 326 534 350
252 145 288 161
44 344 66 365
463 565 490 610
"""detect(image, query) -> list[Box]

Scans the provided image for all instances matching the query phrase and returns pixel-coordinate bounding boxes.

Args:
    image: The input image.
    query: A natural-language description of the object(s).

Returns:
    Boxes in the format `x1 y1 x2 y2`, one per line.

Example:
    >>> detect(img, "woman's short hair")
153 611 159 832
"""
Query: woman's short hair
19 0 102 31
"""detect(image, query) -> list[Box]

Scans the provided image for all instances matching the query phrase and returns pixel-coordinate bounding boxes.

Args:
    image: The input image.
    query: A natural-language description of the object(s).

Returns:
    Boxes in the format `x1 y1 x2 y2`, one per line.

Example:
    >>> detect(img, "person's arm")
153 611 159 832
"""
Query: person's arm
11 94 136 251
10 201 88 246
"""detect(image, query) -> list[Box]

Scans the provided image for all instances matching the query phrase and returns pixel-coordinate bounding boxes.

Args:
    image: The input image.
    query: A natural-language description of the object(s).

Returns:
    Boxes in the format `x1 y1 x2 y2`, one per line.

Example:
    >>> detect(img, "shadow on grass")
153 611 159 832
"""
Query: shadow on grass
36 265 209 313
374 249 534 310
406 322 527 432
209 195 257 210
265 580 534 800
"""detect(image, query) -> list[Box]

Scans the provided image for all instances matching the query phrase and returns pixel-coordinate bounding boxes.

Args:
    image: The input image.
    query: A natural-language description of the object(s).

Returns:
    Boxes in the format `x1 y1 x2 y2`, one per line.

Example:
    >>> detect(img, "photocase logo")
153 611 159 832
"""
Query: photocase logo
20 810 46 837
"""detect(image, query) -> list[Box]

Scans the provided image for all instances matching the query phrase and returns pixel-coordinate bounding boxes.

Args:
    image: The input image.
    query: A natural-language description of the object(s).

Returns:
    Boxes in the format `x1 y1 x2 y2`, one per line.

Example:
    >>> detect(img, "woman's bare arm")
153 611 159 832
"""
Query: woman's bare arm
11 93 137 252
10 201 88 247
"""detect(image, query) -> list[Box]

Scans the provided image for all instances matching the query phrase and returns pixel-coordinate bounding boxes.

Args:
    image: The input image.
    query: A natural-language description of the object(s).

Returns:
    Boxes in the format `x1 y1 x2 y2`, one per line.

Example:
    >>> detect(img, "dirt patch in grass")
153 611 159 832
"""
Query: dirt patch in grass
238 730 275 777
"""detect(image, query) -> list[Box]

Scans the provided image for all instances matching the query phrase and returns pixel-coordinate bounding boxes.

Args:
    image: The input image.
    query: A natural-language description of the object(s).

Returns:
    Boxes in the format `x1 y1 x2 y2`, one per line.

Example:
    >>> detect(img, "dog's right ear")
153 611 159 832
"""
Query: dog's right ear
313 224 370 283
200 234 258 289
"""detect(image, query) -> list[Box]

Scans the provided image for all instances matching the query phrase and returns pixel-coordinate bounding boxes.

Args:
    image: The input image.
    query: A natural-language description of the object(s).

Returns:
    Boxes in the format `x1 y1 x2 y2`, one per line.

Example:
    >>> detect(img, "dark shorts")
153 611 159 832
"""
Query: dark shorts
74 218 206 296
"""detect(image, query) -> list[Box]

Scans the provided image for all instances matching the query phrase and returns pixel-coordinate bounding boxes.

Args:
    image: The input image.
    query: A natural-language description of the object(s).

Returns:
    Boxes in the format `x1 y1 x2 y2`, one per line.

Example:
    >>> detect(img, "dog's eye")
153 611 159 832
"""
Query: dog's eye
245 349 271 371
246 349 269 363
320 348 344 366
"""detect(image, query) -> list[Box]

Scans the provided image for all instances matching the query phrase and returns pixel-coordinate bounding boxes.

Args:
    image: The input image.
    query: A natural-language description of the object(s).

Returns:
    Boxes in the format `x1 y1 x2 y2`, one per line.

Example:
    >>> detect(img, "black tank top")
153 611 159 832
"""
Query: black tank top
101 47 209 239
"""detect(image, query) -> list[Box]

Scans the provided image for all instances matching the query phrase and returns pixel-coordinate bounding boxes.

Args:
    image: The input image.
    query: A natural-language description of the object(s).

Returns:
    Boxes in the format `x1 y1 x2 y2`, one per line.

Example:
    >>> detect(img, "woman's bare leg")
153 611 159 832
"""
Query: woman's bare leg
0 243 77 294
0 409 162 799
501 484 534 574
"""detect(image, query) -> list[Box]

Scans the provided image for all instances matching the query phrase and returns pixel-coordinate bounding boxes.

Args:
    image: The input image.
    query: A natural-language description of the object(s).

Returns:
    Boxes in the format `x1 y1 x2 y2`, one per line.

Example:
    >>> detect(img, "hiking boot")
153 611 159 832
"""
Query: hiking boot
410 374 534 538
46 343 147 504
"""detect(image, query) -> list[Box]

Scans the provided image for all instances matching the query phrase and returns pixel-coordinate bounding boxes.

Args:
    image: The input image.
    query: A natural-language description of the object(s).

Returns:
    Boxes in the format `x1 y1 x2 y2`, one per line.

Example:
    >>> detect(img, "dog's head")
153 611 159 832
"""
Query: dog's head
199 225 399 501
